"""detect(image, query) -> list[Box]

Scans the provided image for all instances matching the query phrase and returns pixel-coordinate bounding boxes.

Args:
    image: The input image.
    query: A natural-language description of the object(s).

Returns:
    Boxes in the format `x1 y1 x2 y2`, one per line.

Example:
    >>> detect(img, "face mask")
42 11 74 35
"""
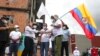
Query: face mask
51 19 56 23
63 27 66 30
15 28 19 31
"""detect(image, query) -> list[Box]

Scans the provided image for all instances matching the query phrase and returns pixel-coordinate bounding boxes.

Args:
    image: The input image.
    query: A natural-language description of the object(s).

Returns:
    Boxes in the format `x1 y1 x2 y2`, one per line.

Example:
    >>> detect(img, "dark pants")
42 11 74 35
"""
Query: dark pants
9 43 19 56
22 36 33 56
54 35 63 56
61 41 69 56
0 41 7 56
40 42 49 56
52 41 55 56
33 43 37 56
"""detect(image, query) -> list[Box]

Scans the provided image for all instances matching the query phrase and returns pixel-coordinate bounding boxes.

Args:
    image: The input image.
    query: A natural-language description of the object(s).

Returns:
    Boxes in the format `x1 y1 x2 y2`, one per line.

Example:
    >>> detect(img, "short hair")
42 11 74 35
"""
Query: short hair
51 16 55 19
63 24 69 29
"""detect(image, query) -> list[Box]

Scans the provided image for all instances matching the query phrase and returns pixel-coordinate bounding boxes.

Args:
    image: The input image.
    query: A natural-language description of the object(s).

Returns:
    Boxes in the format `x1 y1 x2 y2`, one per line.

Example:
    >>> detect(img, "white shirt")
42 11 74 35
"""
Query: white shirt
52 19 63 37
9 31 21 43
40 29 50 42
25 26 38 38
73 49 80 56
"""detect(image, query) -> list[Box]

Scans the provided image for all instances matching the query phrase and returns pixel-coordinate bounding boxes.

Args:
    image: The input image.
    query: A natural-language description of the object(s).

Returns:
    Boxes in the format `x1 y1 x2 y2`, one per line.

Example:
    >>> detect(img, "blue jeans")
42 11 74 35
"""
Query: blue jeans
40 42 49 56
9 43 19 56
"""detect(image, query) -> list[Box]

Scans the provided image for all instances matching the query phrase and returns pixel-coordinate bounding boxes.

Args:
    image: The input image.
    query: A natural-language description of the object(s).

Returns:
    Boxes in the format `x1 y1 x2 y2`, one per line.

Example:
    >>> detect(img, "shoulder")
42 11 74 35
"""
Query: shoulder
18 31 21 34
57 19 61 22
25 26 29 28
10 31 15 35
10 31 15 33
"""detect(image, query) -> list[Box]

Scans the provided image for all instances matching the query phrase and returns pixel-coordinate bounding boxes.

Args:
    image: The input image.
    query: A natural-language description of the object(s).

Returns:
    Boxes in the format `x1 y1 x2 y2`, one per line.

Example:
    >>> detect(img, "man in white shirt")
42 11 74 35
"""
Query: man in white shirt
51 15 63 56
73 47 80 56
9 25 21 56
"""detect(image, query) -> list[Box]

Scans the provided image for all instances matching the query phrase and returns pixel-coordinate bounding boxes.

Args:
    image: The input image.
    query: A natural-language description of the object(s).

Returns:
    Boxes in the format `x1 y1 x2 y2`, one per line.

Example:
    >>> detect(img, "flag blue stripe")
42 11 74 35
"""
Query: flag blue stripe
73 8 83 20
73 8 97 35
18 34 25 51
85 24 97 34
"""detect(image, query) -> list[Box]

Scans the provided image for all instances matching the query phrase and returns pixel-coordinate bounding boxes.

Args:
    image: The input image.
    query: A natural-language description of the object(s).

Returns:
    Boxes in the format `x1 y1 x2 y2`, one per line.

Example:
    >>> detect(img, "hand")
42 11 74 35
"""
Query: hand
51 24 54 26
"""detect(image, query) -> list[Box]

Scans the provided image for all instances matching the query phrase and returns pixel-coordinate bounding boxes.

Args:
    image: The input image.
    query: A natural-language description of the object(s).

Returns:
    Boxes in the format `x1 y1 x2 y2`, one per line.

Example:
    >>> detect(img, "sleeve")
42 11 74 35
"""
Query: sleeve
33 29 39 33
25 26 33 31
54 20 62 26
25 26 35 33
19 32 21 38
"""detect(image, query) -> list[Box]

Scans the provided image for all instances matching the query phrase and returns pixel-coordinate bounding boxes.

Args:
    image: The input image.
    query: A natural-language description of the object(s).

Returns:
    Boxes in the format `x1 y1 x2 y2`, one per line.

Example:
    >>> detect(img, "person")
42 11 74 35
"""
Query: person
32 23 38 56
73 47 80 56
98 48 100 56
61 24 70 56
22 22 35 56
0 16 10 56
91 47 98 56
51 15 63 56
39 23 50 56
50 17 56 56
87 48 91 56
9 25 21 56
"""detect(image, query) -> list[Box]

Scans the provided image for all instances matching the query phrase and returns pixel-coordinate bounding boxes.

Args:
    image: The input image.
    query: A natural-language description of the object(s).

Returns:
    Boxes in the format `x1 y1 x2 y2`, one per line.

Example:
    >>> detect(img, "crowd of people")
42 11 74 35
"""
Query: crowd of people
0 14 100 56
0 15 70 56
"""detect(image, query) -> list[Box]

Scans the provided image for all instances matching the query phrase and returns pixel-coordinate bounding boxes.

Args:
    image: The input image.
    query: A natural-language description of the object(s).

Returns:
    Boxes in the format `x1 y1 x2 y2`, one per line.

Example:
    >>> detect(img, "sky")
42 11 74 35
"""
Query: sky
45 0 100 36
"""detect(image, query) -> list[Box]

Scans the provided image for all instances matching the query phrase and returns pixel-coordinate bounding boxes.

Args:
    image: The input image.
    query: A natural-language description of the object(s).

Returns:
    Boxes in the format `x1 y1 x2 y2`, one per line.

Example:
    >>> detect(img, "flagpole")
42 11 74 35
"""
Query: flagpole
60 11 69 19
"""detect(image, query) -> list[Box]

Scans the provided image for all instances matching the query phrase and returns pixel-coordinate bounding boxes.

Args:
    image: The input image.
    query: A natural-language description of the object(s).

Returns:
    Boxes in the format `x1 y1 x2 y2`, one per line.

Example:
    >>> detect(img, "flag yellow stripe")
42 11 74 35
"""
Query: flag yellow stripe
77 4 97 29
17 50 23 56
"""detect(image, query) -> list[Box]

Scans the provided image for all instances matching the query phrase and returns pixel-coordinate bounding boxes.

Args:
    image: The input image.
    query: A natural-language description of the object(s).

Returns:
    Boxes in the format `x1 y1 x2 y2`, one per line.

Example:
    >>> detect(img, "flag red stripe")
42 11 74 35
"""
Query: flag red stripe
70 10 94 39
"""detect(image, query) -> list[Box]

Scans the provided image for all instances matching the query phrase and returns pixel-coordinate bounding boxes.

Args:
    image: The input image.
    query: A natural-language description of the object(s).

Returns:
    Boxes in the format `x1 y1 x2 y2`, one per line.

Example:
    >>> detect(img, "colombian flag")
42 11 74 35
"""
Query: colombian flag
17 34 25 56
70 4 97 40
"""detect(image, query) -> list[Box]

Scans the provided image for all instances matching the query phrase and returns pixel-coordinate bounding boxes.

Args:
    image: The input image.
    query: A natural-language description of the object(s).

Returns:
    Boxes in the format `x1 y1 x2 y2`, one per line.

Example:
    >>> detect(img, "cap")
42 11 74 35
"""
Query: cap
14 25 19 28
